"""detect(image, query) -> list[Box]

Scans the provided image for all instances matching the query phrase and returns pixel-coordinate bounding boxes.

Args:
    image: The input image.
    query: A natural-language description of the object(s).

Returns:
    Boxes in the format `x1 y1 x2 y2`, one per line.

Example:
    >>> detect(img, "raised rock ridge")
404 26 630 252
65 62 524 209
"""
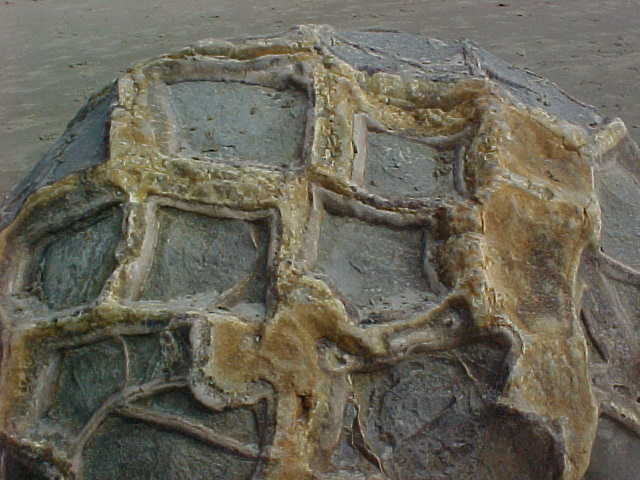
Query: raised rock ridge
0 25 639 480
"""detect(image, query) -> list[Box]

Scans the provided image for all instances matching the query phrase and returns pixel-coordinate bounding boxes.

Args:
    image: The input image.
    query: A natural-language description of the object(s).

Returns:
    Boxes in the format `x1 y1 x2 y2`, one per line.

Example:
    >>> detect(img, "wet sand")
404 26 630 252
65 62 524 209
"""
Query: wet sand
2 0 639 199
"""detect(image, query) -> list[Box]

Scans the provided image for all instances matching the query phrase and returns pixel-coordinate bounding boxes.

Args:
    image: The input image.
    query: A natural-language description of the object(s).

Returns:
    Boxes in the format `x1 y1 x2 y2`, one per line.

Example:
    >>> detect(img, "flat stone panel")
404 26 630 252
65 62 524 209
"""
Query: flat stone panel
47 339 124 431
35 206 123 310
328 42 403 75
142 208 268 302
169 81 307 167
41 329 200 442
366 132 454 198
317 213 434 321
345 341 557 479
144 390 259 444
125 329 191 384
596 164 640 271
585 417 640 480
337 31 467 77
82 416 257 480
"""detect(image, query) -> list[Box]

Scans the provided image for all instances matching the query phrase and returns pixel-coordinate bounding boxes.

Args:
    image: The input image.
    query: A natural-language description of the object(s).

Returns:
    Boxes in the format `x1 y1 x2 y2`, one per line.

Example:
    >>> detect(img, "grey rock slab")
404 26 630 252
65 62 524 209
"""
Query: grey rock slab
169 81 308 168
46 338 125 432
365 132 455 199
585 416 640 480
343 340 560 479
34 206 123 310
82 416 257 480
317 213 435 323
142 208 268 303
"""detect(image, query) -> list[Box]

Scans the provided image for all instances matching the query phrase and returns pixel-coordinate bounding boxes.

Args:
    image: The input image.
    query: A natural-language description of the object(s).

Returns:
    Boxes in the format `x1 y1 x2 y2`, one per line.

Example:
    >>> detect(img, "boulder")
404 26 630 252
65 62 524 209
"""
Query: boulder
0 25 638 480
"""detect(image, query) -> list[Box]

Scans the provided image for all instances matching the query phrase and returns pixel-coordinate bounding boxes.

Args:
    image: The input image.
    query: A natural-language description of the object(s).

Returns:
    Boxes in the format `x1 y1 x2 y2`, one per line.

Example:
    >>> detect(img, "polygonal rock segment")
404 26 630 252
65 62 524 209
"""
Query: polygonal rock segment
140 389 260 445
464 45 602 128
325 30 468 81
169 81 307 167
583 267 640 388
329 401 373 474
46 339 125 433
31 206 123 310
579 249 640 445
82 416 257 480
317 213 436 322
0 85 116 230
476 409 562 480
43 328 192 437
585 416 640 480
142 208 268 304
596 164 640 271
366 132 455 198
125 328 191 385
345 341 558 479
37 326 265 479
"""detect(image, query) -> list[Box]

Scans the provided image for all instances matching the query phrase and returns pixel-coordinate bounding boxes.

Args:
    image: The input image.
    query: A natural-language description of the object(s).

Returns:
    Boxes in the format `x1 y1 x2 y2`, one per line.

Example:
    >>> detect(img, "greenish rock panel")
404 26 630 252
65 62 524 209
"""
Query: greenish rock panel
36 207 123 310
144 390 259 445
82 416 257 480
142 208 268 302
169 81 307 167
47 339 124 431
342 341 558 479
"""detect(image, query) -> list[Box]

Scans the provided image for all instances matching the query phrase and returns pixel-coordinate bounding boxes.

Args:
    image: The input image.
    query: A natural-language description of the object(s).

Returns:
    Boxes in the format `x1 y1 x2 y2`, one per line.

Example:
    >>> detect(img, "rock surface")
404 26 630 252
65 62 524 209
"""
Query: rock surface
0 25 639 479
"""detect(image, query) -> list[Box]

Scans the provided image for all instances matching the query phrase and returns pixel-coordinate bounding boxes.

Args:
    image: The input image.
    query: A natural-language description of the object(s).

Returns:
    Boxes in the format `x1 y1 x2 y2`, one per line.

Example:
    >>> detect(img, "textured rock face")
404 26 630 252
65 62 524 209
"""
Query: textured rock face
0 25 639 480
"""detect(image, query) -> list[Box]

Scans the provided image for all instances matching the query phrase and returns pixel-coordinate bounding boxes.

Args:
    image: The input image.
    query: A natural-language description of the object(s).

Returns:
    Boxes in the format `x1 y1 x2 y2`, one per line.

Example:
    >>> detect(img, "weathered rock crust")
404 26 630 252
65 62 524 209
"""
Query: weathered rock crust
0 25 638 480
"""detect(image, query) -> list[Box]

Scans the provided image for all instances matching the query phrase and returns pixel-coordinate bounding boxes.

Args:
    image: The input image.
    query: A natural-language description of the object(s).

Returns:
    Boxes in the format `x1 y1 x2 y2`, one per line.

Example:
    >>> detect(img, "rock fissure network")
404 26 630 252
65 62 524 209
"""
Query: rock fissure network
0 25 639 480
